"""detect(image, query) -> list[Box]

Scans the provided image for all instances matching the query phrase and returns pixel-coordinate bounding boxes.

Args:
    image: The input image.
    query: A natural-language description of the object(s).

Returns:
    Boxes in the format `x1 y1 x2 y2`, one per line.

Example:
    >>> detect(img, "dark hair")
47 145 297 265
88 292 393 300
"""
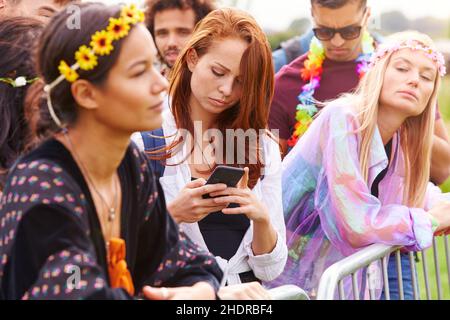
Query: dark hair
27 2 138 139
0 16 44 189
310 0 367 9
145 0 216 39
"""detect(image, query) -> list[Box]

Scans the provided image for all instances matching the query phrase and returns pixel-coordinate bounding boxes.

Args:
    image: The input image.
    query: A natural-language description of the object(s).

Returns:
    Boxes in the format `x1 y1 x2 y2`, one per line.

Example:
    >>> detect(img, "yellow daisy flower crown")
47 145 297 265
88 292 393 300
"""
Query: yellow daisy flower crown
47 4 144 88
43 4 145 127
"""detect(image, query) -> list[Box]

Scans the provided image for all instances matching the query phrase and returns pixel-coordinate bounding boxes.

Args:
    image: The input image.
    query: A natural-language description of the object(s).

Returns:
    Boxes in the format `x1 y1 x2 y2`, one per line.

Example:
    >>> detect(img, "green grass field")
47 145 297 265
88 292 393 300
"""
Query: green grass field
417 76 450 300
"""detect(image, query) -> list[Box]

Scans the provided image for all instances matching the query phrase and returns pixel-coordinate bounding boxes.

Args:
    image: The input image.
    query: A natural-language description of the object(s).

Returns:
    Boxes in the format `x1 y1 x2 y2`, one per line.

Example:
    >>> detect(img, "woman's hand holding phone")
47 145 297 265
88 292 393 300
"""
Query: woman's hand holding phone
167 178 230 224
210 168 270 224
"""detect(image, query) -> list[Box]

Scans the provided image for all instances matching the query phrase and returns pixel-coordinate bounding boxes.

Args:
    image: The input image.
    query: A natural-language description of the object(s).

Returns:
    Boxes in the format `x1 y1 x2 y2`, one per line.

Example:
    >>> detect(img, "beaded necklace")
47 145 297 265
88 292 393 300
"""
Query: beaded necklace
287 32 375 148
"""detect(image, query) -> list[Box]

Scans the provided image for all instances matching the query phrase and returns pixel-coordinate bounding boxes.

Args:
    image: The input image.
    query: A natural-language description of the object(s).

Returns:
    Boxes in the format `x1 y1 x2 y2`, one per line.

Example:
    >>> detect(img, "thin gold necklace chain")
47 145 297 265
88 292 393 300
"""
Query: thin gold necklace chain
62 130 118 223
193 136 214 171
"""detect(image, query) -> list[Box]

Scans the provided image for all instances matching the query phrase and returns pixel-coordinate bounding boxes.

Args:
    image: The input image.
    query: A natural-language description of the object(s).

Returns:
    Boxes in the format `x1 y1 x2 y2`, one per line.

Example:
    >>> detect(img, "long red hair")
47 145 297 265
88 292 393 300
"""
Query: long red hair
167 8 275 188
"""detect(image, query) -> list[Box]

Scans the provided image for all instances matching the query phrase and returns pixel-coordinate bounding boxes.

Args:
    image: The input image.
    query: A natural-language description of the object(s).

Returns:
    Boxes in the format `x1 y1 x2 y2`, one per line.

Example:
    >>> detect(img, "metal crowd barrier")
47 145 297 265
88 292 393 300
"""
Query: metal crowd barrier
269 285 310 300
316 236 450 300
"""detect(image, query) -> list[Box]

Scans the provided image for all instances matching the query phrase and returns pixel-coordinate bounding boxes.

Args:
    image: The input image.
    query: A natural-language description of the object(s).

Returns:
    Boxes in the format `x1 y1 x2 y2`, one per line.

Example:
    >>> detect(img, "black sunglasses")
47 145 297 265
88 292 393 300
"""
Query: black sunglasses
313 25 363 41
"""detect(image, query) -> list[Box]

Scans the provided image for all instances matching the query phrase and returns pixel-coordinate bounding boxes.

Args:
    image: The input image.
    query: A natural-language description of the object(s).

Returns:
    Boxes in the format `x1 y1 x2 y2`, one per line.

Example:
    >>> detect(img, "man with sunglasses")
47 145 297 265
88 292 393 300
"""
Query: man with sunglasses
311 3 369 62
269 0 373 154
269 0 450 184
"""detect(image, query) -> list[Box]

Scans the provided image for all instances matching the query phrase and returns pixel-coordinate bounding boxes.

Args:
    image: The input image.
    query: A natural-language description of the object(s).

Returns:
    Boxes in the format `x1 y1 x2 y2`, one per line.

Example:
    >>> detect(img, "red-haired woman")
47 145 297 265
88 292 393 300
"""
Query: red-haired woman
134 8 287 293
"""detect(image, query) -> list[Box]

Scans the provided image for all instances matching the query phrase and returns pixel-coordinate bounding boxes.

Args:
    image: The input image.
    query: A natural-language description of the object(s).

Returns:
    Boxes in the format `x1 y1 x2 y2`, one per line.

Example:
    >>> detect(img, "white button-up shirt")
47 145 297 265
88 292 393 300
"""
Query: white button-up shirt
132 110 287 285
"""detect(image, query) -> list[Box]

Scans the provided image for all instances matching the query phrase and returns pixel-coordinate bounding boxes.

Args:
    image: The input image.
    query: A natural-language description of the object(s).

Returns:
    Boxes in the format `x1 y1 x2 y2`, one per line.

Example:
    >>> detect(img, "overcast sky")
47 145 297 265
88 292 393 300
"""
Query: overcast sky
97 0 450 31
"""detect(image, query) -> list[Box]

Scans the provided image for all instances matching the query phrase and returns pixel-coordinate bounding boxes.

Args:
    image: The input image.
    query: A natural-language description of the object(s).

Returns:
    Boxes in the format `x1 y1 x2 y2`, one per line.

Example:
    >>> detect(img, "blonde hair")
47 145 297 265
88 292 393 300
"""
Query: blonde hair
340 31 441 207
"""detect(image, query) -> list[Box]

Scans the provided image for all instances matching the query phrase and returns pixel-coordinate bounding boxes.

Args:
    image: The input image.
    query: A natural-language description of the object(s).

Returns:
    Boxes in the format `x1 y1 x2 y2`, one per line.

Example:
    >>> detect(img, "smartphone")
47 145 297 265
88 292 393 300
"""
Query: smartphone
202 165 245 199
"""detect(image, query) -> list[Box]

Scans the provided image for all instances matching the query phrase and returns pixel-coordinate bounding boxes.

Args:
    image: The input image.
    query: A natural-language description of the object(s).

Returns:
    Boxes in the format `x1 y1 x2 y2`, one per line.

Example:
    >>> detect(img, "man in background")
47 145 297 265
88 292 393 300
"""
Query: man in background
145 0 216 77
269 0 450 183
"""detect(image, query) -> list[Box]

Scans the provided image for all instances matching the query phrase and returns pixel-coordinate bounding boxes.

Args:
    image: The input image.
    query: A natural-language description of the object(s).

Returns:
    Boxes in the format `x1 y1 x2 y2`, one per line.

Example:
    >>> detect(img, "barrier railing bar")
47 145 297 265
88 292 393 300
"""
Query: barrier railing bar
432 238 443 300
352 273 359 300
395 251 404 300
445 236 450 287
408 252 419 300
421 249 432 300
368 269 375 300
317 238 449 300
316 244 400 300
338 280 345 300
382 256 390 300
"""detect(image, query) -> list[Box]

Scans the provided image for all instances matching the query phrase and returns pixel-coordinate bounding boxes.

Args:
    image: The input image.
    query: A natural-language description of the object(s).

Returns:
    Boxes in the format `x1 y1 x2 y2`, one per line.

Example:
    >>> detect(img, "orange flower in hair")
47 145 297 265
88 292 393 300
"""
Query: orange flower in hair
107 17 130 40
121 4 145 24
75 45 98 71
58 60 79 82
91 30 114 56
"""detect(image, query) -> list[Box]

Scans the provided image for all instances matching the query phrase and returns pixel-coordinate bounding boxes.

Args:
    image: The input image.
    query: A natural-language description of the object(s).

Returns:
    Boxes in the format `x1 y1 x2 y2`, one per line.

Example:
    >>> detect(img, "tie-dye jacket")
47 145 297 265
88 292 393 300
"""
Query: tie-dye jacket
267 100 447 298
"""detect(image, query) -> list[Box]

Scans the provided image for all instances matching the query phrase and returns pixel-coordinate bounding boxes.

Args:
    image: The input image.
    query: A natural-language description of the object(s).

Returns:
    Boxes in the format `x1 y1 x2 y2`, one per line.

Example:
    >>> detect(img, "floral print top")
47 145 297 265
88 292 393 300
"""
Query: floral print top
0 139 222 300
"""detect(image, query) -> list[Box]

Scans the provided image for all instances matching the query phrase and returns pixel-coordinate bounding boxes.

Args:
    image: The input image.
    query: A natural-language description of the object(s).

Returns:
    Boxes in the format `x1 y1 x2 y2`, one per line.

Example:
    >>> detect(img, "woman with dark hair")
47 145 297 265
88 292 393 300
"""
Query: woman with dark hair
134 8 287 289
0 3 222 300
0 16 43 192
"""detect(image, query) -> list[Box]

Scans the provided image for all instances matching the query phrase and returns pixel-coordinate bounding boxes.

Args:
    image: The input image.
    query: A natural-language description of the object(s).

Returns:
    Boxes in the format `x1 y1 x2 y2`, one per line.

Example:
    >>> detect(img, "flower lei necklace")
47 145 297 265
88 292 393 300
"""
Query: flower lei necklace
287 32 376 147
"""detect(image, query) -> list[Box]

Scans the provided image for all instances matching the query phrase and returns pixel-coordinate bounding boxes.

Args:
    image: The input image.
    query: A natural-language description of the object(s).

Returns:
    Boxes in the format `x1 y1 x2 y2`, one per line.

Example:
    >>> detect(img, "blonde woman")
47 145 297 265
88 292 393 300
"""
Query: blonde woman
268 31 450 299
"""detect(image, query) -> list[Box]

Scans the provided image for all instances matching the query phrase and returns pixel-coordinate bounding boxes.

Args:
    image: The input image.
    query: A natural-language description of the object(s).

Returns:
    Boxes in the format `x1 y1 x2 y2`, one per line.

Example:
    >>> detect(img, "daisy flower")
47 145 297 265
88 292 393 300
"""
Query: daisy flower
121 4 145 24
75 45 98 71
91 30 114 56
107 17 130 40
58 60 79 82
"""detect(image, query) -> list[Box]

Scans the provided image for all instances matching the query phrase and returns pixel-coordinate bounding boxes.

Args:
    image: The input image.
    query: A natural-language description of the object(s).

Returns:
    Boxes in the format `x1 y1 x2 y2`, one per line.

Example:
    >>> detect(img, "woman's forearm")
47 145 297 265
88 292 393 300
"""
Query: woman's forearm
251 217 278 256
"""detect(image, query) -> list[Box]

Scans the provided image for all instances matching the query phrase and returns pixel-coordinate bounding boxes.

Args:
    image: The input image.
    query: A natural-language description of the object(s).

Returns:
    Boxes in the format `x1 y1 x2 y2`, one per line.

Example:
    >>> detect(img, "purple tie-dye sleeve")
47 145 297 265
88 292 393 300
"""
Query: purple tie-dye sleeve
317 106 433 255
